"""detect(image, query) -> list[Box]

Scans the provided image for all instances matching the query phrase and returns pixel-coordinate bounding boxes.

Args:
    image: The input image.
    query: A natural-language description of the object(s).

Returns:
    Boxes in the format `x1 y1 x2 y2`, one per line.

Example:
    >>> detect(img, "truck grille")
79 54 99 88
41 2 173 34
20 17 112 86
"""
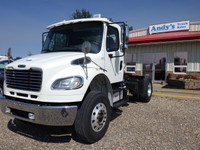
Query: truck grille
6 69 42 92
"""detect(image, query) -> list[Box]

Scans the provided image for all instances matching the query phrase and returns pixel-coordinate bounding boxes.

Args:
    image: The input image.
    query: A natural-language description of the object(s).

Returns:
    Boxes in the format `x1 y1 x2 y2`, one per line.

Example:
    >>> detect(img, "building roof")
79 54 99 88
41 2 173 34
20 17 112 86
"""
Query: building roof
128 31 200 45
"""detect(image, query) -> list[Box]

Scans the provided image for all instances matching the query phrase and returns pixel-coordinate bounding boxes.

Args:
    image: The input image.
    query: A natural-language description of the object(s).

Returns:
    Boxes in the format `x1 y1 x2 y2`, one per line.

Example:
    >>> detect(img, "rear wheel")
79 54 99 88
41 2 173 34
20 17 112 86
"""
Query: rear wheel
139 77 153 103
74 91 111 143
0 84 3 95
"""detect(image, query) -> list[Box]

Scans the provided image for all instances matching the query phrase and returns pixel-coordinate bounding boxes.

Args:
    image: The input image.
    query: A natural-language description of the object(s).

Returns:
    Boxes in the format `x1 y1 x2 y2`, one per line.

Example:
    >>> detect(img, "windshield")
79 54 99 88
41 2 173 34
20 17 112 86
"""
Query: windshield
42 22 103 54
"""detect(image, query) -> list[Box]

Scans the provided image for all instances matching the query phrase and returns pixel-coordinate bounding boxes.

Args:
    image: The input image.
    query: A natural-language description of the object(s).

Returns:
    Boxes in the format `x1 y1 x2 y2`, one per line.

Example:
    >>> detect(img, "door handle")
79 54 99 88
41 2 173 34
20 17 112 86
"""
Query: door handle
120 61 123 70
109 54 113 58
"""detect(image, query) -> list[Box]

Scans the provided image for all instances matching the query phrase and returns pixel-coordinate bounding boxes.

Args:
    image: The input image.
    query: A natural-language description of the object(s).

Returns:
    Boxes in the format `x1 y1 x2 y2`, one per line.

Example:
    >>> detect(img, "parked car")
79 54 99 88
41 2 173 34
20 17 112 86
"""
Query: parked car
0 60 13 94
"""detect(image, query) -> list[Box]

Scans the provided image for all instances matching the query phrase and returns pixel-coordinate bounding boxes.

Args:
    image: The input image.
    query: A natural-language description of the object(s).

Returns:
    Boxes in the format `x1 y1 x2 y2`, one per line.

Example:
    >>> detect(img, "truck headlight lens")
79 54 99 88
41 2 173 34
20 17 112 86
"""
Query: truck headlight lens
52 76 83 90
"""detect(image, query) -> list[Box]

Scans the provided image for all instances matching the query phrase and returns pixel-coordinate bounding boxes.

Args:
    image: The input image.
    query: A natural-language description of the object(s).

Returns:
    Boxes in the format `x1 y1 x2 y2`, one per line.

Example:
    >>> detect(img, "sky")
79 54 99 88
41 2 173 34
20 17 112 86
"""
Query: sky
0 0 200 58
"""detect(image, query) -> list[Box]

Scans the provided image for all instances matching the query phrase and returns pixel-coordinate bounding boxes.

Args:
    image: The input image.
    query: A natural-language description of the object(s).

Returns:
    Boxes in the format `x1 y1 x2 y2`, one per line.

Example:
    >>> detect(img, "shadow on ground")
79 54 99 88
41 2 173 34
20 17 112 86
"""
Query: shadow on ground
7 119 75 143
6 100 137 144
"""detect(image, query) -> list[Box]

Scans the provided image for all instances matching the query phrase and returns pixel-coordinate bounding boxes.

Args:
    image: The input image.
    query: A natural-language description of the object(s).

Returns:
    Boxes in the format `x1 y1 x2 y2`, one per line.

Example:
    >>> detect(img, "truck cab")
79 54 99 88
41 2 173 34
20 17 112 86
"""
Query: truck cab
0 17 152 143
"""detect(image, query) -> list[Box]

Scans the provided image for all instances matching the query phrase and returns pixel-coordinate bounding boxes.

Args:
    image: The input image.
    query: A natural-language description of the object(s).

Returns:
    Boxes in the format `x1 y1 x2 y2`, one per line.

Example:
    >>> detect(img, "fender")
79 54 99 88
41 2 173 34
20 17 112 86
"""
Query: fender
83 73 113 107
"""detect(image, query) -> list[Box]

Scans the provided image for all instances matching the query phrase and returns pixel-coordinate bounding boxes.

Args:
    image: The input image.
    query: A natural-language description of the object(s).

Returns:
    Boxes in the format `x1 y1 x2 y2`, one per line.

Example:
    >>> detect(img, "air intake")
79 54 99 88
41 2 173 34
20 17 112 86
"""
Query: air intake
6 69 42 92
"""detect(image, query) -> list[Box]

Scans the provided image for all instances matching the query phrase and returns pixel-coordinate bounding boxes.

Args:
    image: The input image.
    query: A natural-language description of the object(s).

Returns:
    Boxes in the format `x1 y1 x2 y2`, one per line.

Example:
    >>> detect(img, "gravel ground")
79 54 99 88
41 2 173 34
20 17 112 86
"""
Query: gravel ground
0 95 199 150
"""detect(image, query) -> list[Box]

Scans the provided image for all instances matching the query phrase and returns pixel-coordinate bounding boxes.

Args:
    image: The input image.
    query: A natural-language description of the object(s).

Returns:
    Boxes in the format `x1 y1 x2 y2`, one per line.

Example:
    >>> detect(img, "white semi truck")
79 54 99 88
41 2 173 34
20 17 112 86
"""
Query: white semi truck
0 17 152 143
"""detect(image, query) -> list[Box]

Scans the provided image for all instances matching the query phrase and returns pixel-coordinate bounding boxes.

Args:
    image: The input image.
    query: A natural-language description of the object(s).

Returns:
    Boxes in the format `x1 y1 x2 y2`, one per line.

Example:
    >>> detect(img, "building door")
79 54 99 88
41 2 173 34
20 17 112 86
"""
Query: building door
143 53 167 82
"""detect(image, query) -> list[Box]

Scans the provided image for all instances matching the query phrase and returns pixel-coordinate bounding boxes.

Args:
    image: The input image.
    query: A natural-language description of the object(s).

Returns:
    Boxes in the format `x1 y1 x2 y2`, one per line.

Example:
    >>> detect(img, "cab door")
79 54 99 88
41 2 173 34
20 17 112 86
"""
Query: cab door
104 25 124 83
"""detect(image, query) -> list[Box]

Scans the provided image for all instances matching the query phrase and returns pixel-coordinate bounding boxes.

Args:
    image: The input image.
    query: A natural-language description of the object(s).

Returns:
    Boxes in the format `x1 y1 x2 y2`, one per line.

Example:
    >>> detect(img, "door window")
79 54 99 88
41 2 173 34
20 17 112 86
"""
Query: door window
106 26 119 52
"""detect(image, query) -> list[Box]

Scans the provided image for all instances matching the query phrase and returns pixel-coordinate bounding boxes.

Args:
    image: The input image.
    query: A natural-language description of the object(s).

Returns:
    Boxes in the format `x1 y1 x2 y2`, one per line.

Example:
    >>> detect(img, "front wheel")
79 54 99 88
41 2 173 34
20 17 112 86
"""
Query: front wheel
74 91 111 143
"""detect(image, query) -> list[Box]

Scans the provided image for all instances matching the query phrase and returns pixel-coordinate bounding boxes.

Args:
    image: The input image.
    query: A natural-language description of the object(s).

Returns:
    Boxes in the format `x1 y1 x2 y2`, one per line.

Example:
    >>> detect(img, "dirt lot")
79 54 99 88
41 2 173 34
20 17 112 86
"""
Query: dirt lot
0 95 199 150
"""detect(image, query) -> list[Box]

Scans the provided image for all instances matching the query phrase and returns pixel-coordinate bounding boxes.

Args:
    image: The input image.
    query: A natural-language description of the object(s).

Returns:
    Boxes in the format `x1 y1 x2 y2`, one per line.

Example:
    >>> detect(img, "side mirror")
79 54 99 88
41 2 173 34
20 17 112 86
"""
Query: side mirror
81 41 91 79
125 25 129 43
120 43 128 51
82 41 91 54
122 25 129 51
124 43 128 49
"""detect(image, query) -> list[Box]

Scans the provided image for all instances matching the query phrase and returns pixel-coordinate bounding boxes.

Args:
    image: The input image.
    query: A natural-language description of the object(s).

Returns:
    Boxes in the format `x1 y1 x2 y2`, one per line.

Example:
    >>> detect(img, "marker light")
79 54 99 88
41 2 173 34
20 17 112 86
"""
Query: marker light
28 113 35 120
5 107 11 113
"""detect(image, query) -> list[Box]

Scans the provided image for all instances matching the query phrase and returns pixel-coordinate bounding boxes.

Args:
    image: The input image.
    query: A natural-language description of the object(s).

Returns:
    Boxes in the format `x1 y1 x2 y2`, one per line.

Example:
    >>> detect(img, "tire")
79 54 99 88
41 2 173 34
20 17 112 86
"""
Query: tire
0 84 3 95
74 91 111 143
139 77 153 103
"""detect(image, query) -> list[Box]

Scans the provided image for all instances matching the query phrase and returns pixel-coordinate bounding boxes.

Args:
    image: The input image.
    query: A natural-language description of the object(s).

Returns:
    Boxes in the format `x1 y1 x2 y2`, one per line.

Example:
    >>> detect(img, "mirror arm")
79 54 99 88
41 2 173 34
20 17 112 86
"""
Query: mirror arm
82 41 92 79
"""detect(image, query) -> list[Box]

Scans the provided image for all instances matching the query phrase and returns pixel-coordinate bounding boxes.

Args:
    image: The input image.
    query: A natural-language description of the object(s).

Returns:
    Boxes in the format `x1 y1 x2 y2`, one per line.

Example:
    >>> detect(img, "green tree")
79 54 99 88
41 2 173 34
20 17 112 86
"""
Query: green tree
28 51 32 56
15 57 22 60
129 26 133 31
71 9 92 19
108 18 113 22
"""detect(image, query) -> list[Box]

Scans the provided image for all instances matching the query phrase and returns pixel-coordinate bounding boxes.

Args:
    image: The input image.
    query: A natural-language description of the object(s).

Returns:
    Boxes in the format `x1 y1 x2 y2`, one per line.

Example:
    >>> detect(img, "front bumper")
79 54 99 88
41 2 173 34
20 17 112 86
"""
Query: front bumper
0 97 77 126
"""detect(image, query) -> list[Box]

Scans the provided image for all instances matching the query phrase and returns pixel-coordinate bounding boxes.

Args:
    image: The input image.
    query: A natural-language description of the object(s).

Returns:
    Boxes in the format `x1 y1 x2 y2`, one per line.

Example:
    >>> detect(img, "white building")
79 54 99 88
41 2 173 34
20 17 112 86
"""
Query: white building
127 21 200 83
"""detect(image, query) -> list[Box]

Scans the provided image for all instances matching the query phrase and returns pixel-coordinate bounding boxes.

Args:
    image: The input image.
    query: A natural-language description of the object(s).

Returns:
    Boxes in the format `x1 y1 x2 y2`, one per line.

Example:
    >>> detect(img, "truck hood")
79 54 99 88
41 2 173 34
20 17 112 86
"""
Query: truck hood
6 52 85 70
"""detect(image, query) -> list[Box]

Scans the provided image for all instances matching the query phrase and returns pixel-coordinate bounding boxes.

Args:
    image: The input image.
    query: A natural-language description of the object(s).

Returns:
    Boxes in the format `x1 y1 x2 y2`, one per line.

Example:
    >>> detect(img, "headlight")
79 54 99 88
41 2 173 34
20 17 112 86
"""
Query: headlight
52 76 83 90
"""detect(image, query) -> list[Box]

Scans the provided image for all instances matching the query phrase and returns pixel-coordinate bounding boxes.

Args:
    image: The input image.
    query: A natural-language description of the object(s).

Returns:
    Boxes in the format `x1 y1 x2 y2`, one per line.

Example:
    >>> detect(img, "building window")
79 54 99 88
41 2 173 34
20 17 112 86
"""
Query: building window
174 52 187 74
125 54 136 73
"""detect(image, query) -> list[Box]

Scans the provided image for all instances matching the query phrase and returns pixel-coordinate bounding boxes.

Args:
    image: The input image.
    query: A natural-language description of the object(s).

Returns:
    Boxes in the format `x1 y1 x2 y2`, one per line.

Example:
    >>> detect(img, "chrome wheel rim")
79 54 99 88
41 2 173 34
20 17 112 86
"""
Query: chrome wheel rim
147 83 152 97
91 103 107 132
